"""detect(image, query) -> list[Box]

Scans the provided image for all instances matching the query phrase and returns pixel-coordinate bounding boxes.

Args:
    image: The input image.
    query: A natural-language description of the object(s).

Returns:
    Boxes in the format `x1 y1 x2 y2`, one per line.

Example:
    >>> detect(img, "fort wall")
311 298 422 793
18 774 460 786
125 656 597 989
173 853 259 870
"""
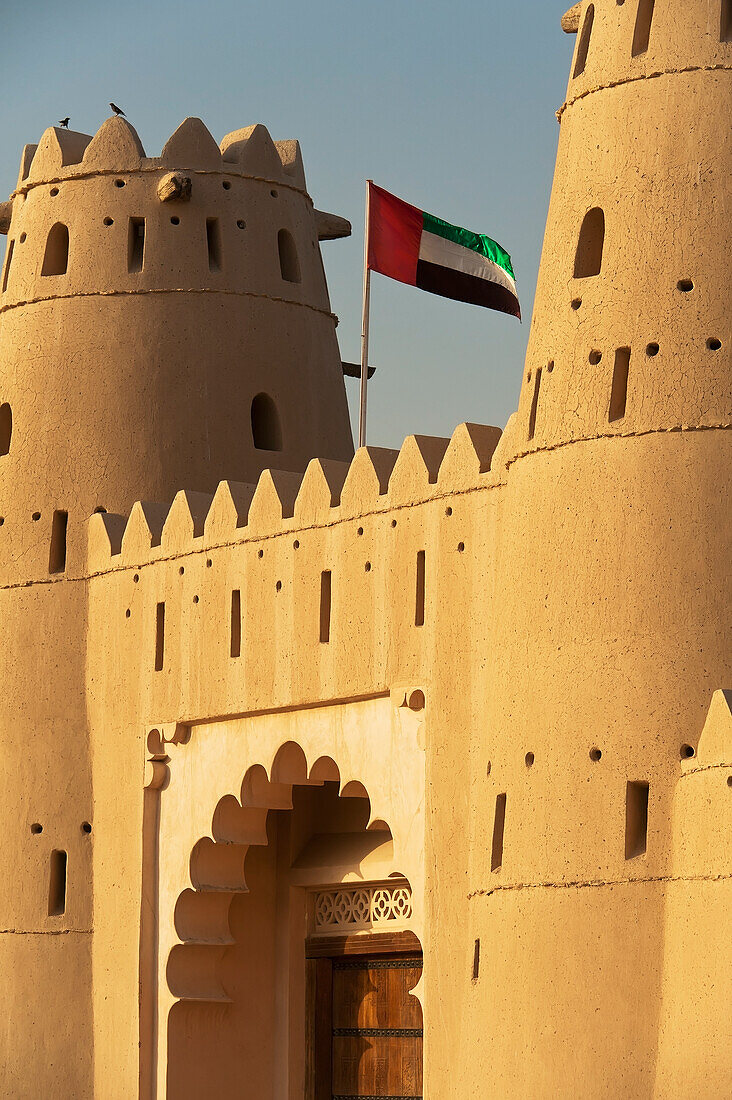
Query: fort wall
0 2 729 1095
75 416 729 1096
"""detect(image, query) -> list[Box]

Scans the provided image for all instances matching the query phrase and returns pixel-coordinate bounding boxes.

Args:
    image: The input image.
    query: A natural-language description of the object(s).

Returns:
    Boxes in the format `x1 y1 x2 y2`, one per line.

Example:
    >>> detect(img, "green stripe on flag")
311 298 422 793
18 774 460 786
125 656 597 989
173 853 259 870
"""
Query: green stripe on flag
422 211 515 280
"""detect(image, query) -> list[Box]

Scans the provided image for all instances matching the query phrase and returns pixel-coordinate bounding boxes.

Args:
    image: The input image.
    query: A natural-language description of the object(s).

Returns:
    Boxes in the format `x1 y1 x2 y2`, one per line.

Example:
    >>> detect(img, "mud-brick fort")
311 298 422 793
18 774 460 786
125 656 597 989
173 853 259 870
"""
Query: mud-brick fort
0 2 729 1097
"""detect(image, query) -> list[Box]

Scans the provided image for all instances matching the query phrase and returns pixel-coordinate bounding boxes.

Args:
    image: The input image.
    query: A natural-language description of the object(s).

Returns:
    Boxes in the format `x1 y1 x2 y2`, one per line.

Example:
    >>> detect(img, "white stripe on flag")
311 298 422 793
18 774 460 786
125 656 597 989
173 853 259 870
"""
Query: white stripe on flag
418 231 517 296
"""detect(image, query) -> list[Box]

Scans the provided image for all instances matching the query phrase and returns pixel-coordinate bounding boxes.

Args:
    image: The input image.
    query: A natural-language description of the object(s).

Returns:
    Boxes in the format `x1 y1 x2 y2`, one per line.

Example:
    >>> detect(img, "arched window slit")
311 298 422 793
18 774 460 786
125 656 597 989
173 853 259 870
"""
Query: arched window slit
251 393 282 451
278 229 301 283
574 207 605 278
41 223 69 276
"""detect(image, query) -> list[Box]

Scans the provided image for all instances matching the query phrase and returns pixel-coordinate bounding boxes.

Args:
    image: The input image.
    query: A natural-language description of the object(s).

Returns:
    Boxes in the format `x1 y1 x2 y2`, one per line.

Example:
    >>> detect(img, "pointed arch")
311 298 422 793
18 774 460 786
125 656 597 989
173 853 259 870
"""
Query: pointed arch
41 222 69 276
251 392 282 451
573 4 595 77
277 228 301 283
574 207 605 278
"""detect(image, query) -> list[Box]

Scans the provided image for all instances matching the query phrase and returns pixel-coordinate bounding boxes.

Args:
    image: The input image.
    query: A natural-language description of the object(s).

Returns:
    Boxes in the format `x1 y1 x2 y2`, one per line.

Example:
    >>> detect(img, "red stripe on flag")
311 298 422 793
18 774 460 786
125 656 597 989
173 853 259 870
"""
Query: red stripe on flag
367 182 423 286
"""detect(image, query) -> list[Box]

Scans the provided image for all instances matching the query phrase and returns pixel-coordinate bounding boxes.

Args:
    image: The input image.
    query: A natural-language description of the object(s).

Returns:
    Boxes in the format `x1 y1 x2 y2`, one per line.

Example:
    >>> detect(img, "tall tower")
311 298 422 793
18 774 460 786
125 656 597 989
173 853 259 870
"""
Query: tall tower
461 2 731 1095
0 115 353 581
0 117 353 1097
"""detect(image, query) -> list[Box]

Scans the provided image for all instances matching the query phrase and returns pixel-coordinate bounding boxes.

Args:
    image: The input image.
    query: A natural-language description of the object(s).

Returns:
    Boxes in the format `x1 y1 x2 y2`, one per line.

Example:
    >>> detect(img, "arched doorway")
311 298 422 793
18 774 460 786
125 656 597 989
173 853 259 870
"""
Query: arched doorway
164 744 422 1099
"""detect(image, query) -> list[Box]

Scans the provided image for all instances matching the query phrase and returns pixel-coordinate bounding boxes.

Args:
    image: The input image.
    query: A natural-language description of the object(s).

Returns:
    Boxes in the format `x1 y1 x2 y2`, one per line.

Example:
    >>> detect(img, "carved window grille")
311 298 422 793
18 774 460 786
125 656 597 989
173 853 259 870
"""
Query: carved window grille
312 882 412 935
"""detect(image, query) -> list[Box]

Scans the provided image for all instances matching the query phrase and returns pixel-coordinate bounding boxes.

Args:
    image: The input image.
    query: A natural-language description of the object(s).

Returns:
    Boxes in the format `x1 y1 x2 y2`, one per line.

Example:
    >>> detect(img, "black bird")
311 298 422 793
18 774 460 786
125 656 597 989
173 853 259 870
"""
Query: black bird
109 102 125 117
58 117 70 128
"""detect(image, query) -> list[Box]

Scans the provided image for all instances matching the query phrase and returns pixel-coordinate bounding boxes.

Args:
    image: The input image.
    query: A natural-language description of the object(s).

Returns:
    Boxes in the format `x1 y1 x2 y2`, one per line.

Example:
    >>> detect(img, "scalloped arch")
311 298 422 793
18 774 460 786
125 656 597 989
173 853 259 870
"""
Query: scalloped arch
166 741 414 1007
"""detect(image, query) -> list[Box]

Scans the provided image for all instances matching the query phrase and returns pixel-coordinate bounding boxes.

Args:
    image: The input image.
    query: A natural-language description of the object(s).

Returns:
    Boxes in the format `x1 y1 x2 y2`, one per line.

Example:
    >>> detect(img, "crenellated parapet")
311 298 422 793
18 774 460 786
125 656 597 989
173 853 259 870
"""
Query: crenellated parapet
1 116 349 313
82 423 503 726
87 422 503 569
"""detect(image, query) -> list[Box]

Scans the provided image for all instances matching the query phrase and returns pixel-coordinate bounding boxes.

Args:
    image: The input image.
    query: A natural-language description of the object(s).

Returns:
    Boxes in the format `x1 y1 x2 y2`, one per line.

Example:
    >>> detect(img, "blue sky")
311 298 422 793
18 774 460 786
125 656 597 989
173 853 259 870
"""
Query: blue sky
1 1 575 449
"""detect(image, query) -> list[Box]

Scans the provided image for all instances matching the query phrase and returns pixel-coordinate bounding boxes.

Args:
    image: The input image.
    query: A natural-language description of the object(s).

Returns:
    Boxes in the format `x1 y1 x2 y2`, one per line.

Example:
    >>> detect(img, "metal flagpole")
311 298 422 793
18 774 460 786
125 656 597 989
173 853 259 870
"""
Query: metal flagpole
358 179 373 449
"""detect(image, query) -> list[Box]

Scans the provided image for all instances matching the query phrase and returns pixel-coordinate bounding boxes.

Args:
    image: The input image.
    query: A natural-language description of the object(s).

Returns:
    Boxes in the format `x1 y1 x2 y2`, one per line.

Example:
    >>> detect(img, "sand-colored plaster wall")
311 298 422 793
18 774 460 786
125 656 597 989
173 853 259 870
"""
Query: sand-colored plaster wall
565 0 730 104
0 577 94 1099
80 409 730 1097
461 431 730 1096
653 691 732 1098
514 71 730 454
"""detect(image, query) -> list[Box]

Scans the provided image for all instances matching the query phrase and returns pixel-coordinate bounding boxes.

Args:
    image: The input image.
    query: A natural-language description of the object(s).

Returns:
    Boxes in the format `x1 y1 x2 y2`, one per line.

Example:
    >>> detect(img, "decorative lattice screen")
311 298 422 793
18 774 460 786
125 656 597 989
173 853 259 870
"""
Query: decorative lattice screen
313 882 412 935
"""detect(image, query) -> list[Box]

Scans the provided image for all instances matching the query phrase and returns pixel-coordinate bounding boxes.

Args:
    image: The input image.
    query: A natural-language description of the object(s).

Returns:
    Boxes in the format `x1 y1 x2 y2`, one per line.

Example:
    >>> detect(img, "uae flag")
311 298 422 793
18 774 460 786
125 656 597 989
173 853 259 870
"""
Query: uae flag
366 181 520 319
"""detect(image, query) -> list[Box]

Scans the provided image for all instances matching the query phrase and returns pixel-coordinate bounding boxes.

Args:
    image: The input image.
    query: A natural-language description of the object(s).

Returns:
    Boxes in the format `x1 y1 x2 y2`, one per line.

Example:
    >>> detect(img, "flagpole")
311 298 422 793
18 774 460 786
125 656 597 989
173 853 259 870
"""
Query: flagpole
358 179 373 449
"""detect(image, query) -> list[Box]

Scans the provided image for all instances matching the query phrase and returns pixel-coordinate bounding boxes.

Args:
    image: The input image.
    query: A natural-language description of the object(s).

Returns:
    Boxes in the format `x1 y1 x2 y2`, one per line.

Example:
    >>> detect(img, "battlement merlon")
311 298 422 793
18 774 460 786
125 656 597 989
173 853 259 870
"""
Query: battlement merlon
0 116 351 239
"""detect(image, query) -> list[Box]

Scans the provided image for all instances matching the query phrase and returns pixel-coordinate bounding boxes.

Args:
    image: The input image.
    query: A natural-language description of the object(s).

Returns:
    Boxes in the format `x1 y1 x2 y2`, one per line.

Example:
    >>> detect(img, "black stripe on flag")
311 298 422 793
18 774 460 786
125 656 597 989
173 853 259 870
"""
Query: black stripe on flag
416 259 521 319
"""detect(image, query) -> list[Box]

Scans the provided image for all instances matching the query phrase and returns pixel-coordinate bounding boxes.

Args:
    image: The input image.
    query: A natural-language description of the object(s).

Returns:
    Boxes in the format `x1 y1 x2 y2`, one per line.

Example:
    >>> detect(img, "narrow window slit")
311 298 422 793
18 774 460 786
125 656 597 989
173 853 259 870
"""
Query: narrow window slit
0 403 12 455
609 347 631 422
723 0 732 41
632 0 655 56
2 239 15 293
528 367 542 441
48 850 67 916
319 570 332 644
48 510 68 574
206 218 221 272
415 550 426 627
154 602 165 671
625 781 649 859
573 4 595 77
491 793 507 872
472 938 481 982
230 590 241 658
128 217 145 273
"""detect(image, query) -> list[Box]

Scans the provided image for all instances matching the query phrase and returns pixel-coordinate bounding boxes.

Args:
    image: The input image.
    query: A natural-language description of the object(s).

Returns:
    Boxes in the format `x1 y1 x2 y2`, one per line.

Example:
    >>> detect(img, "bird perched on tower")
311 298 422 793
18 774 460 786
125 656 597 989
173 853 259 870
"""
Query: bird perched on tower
58 117 70 128
109 102 125 117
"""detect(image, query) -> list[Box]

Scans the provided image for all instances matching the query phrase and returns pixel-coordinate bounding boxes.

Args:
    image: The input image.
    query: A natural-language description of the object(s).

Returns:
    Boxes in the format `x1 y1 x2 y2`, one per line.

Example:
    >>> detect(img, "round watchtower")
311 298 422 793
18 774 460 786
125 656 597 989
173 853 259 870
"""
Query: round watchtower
462 3 731 1095
0 116 353 581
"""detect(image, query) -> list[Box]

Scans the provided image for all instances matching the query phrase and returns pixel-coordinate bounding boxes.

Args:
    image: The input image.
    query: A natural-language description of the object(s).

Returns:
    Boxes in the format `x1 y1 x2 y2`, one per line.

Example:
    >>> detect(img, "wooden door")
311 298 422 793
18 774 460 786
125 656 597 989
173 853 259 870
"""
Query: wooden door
308 949 423 1099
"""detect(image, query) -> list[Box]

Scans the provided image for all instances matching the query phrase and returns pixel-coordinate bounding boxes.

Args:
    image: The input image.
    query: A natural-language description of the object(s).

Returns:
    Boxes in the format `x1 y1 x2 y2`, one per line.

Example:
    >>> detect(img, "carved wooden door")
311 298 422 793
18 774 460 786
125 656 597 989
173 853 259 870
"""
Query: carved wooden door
309 951 423 1099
